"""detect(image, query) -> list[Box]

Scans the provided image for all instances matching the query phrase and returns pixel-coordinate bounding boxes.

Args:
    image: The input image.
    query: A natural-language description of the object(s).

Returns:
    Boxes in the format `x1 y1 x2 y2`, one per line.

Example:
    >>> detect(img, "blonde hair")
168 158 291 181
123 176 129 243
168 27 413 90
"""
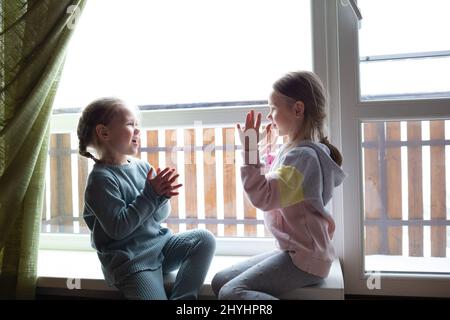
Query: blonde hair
76 97 125 162
273 71 342 166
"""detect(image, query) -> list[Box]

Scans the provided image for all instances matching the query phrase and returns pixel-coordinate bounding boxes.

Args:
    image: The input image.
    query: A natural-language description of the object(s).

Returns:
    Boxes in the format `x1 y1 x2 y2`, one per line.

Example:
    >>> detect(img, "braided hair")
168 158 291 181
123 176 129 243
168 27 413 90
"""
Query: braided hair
77 97 124 162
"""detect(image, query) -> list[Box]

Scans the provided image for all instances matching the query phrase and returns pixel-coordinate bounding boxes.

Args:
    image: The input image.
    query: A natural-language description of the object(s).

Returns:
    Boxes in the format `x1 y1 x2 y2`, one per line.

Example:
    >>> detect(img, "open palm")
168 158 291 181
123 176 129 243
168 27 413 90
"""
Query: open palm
236 110 262 151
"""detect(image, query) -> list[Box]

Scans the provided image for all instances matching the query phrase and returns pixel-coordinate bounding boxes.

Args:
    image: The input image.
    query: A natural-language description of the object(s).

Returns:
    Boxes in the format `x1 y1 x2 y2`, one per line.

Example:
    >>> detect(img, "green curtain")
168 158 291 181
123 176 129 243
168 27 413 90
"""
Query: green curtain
0 0 85 299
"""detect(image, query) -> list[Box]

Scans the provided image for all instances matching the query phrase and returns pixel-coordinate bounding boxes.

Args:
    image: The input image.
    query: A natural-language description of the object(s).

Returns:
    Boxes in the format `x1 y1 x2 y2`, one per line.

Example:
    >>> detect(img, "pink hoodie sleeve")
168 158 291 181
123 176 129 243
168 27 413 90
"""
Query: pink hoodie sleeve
240 164 281 211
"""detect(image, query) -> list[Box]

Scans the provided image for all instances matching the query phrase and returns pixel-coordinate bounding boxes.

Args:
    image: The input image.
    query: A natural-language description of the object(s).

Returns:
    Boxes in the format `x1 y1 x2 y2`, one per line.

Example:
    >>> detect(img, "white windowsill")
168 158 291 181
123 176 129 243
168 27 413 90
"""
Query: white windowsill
365 255 450 277
39 233 278 256
37 250 344 300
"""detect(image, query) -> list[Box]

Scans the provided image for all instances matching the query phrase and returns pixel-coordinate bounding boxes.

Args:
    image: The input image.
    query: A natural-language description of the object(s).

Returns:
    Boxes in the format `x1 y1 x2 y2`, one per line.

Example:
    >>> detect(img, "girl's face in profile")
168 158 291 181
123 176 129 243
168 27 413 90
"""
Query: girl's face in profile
104 105 141 157
267 91 298 137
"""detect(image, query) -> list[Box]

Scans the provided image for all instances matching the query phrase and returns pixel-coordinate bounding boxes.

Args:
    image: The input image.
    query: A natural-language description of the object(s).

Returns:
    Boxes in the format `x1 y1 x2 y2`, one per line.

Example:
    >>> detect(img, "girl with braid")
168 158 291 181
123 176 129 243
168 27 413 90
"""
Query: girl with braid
77 97 215 300
212 71 346 300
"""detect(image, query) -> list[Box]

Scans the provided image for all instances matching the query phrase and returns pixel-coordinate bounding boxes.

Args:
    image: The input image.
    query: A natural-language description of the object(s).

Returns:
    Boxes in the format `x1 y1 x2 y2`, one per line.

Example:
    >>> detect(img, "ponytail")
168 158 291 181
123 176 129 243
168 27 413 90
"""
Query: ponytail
319 136 342 166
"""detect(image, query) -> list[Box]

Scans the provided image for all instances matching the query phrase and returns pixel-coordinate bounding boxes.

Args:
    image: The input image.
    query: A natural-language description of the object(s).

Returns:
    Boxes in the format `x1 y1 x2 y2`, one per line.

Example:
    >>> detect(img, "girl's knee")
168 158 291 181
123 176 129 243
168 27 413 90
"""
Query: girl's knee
211 271 229 297
196 229 216 251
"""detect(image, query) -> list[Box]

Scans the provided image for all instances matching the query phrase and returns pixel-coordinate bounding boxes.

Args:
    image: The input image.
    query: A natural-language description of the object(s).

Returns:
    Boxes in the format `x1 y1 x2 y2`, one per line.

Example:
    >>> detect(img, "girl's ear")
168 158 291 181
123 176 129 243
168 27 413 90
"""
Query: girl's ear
95 124 109 141
294 101 305 118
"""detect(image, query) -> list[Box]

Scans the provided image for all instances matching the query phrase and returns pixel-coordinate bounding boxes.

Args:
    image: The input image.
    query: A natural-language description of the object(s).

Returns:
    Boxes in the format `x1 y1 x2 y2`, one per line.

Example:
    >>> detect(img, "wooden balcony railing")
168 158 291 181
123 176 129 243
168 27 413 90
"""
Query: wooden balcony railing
42 126 273 238
363 120 449 257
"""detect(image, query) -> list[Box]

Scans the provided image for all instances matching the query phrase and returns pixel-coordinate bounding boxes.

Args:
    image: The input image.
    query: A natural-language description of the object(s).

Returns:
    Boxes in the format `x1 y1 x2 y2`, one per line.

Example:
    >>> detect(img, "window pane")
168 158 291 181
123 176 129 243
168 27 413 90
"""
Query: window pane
53 0 312 109
358 0 450 100
362 120 450 274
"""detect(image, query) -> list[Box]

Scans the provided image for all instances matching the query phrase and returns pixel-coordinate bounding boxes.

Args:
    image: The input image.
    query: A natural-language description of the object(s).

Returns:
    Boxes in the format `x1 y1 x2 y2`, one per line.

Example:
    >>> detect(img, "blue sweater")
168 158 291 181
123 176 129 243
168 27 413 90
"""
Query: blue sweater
83 158 172 285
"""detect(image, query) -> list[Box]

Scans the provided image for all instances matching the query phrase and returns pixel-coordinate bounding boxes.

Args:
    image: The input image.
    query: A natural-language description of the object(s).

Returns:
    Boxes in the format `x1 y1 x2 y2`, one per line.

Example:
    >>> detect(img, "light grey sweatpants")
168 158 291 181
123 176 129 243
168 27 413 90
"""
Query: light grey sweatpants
115 229 216 300
211 250 323 300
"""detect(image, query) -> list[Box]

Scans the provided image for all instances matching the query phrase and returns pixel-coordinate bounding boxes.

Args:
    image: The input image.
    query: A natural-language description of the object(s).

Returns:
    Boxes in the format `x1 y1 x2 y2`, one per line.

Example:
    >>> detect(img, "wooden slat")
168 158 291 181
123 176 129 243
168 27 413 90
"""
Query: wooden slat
223 127 237 236
243 197 257 237
77 155 89 233
364 123 382 254
430 120 446 257
50 134 73 233
165 129 179 233
203 128 217 235
407 121 423 257
386 122 402 255
184 129 198 230
146 130 159 170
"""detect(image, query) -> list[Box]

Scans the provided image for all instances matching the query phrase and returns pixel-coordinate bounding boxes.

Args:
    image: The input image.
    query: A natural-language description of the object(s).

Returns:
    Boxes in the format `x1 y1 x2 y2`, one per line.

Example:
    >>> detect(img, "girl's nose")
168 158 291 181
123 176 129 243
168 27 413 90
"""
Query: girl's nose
266 113 272 121
134 127 140 135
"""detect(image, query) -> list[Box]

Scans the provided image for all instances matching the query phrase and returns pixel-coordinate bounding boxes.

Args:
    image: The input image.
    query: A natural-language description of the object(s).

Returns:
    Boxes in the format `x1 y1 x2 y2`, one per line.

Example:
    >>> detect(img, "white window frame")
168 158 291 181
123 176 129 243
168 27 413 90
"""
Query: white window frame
40 0 347 262
336 0 450 297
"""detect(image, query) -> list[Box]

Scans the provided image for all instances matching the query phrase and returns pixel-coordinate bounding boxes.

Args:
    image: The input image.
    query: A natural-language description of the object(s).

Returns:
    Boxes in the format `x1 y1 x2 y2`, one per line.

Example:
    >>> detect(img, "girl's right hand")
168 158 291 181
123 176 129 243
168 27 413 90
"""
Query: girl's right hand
147 167 183 198
236 109 262 151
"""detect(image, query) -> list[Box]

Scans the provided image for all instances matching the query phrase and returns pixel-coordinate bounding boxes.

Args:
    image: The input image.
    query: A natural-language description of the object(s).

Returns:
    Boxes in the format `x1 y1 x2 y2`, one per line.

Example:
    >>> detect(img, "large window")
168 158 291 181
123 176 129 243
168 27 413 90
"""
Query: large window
362 120 450 273
339 0 450 296
44 0 312 241
357 0 450 275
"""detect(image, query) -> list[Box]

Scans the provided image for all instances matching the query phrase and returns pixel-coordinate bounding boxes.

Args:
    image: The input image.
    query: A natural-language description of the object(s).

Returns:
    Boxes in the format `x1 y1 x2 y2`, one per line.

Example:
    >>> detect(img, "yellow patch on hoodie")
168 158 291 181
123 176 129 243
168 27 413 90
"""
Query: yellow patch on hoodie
275 165 304 208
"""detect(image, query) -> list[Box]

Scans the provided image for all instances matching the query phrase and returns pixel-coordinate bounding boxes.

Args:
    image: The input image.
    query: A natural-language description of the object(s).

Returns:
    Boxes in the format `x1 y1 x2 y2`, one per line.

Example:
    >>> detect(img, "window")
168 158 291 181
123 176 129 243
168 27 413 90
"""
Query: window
362 120 450 273
52 0 312 109
358 0 450 100
339 0 450 296
43 0 313 246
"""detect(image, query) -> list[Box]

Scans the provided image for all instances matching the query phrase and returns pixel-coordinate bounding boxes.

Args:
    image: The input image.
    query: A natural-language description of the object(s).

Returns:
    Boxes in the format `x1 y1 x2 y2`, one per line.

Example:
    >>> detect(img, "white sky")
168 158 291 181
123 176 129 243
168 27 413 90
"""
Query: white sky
54 0 450 106
358 0 450 56
53 0 312 109
358 0 450 97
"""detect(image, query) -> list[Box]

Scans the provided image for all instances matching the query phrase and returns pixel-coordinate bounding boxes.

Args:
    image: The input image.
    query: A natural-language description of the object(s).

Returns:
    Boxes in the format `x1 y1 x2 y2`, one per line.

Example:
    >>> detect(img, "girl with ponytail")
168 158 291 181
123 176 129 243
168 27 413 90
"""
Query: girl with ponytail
212 71 346 300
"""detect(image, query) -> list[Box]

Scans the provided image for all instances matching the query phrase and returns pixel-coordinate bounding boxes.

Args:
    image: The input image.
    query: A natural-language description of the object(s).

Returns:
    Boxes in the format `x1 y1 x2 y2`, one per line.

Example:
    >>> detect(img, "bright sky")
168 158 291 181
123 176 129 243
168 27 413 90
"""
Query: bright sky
358 0 450 56
53 0 312 109
53 0 450 107
358 0 450 97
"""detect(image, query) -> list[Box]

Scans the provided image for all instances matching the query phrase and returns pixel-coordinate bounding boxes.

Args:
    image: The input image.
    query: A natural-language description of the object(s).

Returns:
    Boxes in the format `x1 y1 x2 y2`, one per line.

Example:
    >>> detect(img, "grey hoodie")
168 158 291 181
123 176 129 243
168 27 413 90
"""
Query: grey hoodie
241 140 346 278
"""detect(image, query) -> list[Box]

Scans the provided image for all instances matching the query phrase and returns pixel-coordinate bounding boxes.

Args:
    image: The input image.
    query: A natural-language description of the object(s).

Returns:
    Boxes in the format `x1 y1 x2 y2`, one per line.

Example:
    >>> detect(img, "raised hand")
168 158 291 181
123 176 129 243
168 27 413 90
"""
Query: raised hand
236 109 262 151
147 167 183 198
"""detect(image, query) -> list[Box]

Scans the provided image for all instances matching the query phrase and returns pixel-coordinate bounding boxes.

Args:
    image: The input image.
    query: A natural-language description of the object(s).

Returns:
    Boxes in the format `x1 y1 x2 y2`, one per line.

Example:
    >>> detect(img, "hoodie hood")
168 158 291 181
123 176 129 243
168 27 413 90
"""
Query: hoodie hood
294 141 346 205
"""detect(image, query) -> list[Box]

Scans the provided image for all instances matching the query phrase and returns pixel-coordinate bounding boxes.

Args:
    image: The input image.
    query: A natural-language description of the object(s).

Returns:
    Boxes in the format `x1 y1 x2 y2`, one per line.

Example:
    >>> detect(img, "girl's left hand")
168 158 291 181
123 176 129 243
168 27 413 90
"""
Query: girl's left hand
236 110 262 151
147 167 183 198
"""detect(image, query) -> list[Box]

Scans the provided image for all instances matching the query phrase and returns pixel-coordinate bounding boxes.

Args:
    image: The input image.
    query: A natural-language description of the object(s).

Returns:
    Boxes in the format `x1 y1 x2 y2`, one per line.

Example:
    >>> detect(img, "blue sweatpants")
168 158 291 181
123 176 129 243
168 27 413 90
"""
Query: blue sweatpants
211 250 323 300
115 229 215 300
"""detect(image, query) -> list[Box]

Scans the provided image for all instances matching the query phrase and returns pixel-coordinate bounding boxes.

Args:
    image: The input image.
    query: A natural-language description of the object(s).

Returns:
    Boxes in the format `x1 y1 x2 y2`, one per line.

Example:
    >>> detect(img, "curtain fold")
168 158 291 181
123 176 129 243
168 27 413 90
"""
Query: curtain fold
0 0 86 299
